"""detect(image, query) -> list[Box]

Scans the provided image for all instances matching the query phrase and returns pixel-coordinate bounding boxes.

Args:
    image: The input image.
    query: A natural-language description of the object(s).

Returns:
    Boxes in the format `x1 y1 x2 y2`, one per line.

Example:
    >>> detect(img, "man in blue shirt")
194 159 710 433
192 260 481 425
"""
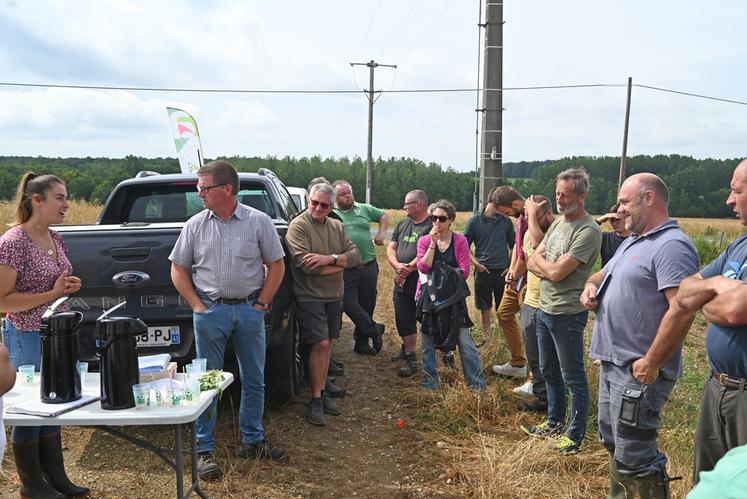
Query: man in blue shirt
676 158 747 484
582 173 698 497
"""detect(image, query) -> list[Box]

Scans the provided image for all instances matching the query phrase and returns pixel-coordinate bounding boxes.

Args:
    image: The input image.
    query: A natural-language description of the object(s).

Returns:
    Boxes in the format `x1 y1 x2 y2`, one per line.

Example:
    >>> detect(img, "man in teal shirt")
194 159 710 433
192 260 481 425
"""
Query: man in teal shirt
333 180 390 355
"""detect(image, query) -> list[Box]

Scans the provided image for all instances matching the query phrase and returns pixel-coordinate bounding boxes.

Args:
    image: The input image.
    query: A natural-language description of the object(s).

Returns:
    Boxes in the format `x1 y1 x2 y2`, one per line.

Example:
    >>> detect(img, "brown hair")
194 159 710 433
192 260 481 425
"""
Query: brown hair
198 160 239 195
491 186 524 207
12 172 65 226
428 199 457 220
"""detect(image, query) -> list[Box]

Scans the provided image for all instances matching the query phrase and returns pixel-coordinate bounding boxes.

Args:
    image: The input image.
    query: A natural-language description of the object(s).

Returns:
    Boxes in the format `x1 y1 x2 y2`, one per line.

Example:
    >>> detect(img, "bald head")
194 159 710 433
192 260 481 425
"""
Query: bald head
618 173 670 234
727 159 747 225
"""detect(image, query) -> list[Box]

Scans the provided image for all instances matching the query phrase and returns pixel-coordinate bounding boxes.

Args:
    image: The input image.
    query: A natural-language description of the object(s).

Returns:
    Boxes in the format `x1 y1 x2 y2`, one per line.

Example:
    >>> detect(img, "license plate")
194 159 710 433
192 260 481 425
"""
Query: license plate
136 326 181 348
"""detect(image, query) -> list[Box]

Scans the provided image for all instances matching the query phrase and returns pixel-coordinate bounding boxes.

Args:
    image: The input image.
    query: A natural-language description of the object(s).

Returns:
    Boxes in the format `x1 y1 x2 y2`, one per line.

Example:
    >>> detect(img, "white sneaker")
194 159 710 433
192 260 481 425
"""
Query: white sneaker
491 361 528 379
512 379 534 397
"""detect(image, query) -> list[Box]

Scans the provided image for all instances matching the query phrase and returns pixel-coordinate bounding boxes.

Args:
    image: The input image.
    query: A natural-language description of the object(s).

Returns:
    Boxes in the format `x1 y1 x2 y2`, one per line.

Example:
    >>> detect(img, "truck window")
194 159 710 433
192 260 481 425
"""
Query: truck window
122 182 276 223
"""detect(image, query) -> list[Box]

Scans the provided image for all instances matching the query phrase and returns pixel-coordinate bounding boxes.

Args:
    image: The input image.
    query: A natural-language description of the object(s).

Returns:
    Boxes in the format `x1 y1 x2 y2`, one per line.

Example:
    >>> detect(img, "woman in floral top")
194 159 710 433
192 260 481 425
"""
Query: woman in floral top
0 173 88 498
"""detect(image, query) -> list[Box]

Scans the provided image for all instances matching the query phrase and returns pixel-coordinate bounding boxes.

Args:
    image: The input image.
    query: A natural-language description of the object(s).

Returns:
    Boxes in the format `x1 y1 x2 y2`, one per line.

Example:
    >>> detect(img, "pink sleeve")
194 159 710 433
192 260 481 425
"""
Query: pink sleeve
454 234 471 279
416 235 432 274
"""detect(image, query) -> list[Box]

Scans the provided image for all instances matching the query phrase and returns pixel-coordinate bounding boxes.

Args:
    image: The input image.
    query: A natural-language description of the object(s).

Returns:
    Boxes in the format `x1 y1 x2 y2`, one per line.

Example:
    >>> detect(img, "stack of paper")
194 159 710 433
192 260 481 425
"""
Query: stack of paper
6 395 99 417
138 354 172 373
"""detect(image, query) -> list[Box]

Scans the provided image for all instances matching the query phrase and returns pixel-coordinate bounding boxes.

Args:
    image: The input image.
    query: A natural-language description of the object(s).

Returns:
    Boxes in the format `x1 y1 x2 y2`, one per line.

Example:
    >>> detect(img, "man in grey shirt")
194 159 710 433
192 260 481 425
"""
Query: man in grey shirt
170 161 287 480
582 173 698 497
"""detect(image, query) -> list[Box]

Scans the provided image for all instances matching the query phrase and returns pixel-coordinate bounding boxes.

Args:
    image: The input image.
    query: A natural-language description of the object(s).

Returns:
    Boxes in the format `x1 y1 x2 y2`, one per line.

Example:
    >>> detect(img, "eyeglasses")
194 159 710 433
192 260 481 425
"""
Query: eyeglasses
430 215 449 223
196 184 226 193
403 200 417 206
310 199 331 210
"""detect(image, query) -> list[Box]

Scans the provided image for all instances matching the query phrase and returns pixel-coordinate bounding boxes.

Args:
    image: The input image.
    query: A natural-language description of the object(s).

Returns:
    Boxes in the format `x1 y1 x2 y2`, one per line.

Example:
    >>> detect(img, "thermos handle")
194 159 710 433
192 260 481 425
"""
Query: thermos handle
96 336 115 357
72 311 84 333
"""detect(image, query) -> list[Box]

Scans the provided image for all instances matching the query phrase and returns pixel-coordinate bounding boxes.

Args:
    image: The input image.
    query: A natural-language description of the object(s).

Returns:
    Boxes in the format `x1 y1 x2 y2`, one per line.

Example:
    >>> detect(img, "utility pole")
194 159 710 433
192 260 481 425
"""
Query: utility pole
478 1 503 206
618 77 632 193
350 60 397 204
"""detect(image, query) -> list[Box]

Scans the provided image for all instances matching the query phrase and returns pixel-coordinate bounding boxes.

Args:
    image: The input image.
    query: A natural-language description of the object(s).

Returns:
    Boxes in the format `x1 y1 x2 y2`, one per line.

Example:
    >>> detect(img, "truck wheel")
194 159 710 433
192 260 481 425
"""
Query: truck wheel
264 309 302 406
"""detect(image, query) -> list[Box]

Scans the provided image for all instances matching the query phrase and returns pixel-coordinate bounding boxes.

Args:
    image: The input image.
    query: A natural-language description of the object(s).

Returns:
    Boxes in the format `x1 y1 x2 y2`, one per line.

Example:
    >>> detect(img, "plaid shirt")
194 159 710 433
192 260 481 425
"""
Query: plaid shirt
169 202 284 300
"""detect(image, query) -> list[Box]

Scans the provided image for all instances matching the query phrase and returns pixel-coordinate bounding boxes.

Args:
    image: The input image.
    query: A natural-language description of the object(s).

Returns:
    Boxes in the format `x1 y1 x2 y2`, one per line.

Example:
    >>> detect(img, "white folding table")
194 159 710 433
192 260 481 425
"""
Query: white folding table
3 372 233 499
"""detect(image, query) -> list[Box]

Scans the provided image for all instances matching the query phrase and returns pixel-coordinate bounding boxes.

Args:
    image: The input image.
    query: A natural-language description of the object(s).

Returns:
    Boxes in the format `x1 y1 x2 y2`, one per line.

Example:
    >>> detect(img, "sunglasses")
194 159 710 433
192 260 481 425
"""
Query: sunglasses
430 215 449 223
310 199 331 210
196 183 226 193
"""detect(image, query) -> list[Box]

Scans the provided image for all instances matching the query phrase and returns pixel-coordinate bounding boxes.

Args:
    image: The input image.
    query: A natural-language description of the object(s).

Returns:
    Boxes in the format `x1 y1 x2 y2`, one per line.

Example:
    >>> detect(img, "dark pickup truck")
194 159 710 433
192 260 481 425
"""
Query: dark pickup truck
55 168 301 403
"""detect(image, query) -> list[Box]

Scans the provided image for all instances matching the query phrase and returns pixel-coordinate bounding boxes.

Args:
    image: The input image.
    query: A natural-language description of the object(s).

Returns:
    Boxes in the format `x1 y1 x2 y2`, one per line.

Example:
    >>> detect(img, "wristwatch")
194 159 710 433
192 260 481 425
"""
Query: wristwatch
331 254 339 265
255 300 270 310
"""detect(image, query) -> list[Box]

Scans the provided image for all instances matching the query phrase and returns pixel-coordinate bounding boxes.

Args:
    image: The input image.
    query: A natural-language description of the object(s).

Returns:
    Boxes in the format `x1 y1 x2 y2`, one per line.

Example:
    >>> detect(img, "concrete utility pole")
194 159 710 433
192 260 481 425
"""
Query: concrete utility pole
478 1 503 207
350 60 397 204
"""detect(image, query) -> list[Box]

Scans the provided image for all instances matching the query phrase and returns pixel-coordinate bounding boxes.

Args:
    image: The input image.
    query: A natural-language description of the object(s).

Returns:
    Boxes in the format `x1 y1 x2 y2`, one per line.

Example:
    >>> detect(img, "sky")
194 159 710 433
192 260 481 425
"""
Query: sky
0 0 746 172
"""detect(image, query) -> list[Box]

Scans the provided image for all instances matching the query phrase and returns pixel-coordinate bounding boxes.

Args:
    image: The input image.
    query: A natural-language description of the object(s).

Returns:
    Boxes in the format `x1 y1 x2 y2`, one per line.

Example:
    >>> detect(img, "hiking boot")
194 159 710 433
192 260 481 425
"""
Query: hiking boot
391 345 406 362
442 351 456 369
518 398 548 413
555 435 583 455
398 351 418 378
196 452 223 480
236 439 290 463
353 340 377 356
322 393 341 416
325 378 346 398
306 398 326 426
520 420 563 439
371 323 385 354
512 379 535 397
328 357 345 376
492 361 528 378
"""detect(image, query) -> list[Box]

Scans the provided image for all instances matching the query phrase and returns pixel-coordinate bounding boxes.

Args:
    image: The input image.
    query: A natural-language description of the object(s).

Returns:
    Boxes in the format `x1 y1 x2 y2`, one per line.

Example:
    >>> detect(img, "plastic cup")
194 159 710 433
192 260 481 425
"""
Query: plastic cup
192 358 207 373
169 387 183 406
78 362 88 387
183 375 201 405
18 365 34 385
185 364 198 377
132 383 150 409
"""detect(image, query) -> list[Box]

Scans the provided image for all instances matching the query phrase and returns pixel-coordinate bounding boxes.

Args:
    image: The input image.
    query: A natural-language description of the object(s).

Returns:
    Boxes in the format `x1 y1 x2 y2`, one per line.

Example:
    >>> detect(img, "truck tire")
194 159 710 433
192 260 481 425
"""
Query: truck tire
264 308 302 406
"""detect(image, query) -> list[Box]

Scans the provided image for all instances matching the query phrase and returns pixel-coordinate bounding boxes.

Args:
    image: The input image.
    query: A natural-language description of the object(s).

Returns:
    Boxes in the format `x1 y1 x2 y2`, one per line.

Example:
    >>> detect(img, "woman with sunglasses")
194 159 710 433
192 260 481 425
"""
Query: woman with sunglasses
416 199 486 391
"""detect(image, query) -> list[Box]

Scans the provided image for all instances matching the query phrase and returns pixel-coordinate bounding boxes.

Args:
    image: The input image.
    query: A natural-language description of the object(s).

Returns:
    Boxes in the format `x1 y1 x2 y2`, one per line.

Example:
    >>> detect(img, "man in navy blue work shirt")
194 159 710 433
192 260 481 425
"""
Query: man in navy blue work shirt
676 158 747 484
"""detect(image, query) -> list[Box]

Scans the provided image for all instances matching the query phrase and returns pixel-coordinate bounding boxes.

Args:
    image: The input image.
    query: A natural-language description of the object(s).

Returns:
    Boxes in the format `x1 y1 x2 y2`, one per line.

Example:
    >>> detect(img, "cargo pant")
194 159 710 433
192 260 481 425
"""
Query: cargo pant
598 361 676 477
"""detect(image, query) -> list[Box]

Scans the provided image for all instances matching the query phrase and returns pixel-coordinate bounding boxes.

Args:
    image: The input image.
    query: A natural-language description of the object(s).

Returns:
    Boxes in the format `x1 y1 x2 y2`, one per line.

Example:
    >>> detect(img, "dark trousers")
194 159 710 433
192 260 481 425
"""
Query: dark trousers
343 260 379 343
694 374 747 482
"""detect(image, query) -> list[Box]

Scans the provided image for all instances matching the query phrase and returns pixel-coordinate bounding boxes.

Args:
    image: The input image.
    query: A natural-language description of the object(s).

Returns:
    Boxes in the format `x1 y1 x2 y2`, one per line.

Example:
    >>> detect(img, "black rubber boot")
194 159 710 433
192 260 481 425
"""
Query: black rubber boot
12 439 65 499
38 431 90 498
398 352 418 378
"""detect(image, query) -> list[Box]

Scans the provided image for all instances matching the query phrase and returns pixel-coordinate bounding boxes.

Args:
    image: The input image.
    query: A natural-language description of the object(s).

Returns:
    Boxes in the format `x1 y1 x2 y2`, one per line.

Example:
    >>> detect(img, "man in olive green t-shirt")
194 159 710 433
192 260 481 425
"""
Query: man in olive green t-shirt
332 180 390 356
521 168 601 455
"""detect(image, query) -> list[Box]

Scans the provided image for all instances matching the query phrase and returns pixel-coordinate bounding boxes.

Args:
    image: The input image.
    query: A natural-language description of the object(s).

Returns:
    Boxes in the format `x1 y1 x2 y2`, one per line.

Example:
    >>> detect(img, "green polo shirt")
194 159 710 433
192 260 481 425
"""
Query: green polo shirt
333 202 384 264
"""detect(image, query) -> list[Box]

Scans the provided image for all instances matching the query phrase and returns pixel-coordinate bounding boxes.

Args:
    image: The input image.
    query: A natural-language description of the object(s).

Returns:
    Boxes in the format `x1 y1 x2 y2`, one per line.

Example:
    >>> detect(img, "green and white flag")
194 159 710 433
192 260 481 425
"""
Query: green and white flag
167 107 203 174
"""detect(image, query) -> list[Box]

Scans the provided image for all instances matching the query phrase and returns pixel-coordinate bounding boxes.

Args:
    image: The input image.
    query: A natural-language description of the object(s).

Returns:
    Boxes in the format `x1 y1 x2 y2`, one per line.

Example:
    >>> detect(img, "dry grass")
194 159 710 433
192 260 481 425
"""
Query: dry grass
0 200 100 235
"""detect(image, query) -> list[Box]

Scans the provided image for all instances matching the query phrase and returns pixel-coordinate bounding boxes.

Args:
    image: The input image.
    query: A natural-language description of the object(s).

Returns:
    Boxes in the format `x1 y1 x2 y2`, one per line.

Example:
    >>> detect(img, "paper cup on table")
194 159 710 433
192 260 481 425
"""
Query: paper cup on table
192 358 207 373
132 383 150 409
18 365 34 385
78 362 88 387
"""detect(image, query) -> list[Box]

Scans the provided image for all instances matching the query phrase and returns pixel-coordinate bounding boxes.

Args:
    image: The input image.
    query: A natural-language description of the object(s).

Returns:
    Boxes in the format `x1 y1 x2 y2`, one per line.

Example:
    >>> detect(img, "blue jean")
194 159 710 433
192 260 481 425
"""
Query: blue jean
520 304 546 403
536 309 589 444
421 327 486 391
193 298 266 453
2 320 58 442
598 361 675 477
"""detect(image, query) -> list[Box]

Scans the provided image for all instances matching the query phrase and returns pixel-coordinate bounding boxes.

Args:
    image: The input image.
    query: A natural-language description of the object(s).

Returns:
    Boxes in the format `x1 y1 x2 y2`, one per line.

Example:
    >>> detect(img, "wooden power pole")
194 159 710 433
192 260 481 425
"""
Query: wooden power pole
618 77 633 193
350 60 396 204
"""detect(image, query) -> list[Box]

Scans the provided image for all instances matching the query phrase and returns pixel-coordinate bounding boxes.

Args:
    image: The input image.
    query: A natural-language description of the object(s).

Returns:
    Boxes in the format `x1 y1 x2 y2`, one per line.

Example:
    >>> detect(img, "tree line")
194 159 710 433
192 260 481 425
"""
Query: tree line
0 154 740 217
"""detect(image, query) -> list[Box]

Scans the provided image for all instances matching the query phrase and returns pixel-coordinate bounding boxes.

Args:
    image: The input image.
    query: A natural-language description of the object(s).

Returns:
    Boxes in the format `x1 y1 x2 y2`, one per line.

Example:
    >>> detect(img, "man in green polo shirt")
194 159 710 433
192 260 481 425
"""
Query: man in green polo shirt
333 180 390 355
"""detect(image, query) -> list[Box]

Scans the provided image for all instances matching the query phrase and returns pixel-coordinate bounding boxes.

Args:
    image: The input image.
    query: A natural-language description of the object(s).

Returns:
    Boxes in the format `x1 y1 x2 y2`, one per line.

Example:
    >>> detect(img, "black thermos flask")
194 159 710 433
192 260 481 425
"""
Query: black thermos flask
40 311 83 404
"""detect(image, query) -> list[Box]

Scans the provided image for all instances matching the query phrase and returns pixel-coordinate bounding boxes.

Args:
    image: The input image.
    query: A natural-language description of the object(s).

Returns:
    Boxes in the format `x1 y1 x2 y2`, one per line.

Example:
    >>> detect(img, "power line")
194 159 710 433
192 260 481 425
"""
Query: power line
380 0 419 59
353 0 382 61
398 0 457 65
1 80 746 106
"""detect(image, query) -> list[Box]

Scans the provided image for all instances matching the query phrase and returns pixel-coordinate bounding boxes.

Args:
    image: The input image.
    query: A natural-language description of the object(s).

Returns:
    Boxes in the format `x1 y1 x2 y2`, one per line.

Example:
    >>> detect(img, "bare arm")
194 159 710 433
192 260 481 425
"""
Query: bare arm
170 263 207 312
675 273 715 310
527 247 580 282
702 283 747 326
0 264 80 313
373 213 390 246
580 270 606 311
257 258 284 307
632 287 697 384
0 344 16 395
524 196 547 249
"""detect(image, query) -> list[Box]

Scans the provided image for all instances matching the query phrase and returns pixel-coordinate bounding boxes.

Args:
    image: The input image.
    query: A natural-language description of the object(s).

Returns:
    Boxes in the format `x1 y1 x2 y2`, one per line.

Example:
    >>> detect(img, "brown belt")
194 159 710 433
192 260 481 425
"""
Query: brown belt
711 371 747 390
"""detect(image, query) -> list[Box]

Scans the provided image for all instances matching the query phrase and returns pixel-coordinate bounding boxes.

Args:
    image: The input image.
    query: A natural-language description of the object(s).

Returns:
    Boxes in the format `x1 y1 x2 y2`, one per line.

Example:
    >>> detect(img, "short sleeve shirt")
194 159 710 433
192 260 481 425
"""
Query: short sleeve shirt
464 212 515 270
169 202 285 300
523 231 541 309
589 221 699 380
0 226 73 331
701 233 747 378
392 217 432 265
538 214 602 315
600 231 630 267
333 202 384 264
